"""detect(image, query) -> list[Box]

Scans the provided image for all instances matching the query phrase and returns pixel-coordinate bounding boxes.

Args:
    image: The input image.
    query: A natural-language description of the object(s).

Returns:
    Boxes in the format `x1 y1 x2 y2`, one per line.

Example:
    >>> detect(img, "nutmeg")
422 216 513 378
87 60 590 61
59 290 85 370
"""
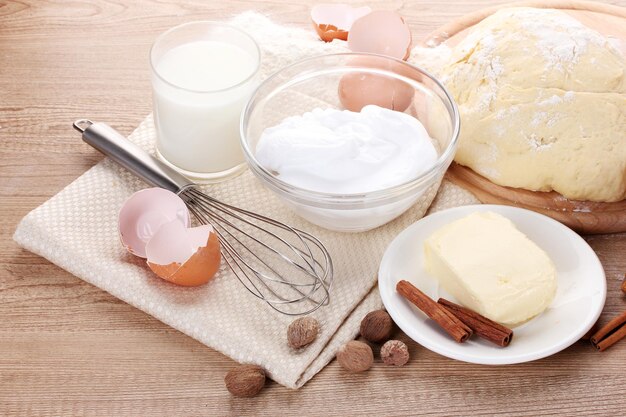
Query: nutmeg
287 316 320 349
360 310 394 343
621 275 626 294
380 340 410 366
224 364 266 397
336 340 373 372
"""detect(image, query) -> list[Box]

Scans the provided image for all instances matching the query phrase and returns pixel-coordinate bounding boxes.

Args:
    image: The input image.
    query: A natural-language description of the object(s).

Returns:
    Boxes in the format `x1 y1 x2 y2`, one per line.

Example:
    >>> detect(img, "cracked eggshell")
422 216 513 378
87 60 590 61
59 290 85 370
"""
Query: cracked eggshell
311 4 371 42
347 11 412 60
118 188 190 258
145 220 221 287
338 56 415 112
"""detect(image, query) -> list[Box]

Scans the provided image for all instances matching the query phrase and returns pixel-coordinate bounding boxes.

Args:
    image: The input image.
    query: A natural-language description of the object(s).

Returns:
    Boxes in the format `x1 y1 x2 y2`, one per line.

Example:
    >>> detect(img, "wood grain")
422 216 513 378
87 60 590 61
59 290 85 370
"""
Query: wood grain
1 1 625 416
447 163 626 234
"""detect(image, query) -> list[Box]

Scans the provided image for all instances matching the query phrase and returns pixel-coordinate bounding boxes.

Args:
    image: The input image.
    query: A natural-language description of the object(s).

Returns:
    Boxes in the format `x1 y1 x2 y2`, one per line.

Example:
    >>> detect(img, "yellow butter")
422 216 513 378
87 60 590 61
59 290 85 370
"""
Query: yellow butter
424 211 557 326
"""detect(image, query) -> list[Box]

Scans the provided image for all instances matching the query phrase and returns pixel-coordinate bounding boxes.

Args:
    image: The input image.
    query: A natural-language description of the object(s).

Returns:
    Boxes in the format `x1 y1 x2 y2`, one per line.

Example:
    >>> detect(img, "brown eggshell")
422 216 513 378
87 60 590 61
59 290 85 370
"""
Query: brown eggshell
338 56 415 112
314 23 349 42
148 232 221 287
339 73 414 112
347 10 412 60
311 4 371 42
145 221 221 287
118 188 190 259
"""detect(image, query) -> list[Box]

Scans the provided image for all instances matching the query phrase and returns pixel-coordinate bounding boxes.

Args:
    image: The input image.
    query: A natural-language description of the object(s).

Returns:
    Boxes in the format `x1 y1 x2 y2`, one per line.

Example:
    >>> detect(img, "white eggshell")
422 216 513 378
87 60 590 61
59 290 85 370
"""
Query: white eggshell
118 188 190 258
311 4 372 42
347 11 412 60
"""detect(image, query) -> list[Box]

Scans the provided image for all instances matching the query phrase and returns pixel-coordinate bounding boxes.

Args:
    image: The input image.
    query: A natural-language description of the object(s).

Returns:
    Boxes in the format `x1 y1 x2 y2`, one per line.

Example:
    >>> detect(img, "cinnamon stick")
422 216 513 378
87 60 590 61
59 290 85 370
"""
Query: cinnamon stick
590 310 626 352
396 280 472 343
438 298 513 347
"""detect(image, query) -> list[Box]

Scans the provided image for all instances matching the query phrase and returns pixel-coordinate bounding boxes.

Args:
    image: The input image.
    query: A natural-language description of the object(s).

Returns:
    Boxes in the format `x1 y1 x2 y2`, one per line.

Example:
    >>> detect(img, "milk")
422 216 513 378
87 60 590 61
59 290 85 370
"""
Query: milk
152 39 258 178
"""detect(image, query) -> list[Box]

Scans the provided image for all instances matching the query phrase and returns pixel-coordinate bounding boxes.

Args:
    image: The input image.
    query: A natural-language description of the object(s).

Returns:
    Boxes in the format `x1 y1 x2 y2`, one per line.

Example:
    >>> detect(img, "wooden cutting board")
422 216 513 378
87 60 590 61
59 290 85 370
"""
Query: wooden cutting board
420 0 626 234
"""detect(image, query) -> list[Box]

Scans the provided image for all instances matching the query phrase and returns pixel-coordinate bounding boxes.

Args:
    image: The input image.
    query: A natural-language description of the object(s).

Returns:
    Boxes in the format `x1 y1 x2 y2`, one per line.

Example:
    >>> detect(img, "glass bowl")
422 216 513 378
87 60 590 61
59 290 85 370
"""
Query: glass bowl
240 53 460 232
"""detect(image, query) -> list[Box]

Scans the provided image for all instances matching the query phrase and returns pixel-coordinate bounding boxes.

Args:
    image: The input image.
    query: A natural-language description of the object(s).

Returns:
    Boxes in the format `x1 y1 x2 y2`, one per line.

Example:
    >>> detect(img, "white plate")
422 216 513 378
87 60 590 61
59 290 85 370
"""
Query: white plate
378 205 606 365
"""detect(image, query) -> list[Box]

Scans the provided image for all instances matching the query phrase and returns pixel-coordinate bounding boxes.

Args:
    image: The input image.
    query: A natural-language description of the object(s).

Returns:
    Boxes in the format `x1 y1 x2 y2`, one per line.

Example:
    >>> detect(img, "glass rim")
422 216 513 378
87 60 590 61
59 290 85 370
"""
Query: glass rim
150 21 261 94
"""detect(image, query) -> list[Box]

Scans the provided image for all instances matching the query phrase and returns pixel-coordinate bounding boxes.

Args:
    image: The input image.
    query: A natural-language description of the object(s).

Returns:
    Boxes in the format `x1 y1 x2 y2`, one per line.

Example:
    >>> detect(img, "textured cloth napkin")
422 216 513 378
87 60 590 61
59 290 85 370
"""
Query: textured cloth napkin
13 12 479 389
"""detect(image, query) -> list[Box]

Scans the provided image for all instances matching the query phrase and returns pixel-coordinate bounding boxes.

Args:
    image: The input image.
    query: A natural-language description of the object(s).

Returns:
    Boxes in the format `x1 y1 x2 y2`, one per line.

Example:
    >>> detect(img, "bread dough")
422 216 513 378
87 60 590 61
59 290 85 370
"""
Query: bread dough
440 8 626 202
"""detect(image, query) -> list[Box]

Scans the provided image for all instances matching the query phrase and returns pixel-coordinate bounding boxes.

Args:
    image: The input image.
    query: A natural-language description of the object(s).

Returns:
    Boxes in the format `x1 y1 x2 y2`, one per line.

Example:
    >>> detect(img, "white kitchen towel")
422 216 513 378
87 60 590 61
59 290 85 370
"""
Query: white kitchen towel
13 12 479 389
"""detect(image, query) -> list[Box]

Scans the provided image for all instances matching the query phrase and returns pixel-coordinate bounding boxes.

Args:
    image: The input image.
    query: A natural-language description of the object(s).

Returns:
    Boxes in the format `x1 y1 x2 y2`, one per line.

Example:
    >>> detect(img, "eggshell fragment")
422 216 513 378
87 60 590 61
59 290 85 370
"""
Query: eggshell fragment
145 220 221 287
339 72 414 112
118 188 190 258
311 4 371 42
347 11 412 60
338 56 415 112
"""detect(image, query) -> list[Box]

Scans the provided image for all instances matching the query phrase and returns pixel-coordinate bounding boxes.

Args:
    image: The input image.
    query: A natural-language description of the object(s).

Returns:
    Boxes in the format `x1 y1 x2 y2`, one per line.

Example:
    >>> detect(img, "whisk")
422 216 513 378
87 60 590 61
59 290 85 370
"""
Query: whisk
73 120 333 316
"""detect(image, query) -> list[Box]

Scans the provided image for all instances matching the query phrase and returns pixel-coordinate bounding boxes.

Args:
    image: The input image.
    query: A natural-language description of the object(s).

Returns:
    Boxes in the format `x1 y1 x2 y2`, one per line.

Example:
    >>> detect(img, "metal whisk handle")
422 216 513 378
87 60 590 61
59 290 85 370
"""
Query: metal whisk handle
73 119 193 194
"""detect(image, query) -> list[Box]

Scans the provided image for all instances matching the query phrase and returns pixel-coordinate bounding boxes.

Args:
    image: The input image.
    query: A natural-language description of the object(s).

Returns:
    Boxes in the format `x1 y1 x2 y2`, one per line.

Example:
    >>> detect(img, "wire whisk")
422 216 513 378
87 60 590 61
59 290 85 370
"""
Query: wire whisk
74 120 333 315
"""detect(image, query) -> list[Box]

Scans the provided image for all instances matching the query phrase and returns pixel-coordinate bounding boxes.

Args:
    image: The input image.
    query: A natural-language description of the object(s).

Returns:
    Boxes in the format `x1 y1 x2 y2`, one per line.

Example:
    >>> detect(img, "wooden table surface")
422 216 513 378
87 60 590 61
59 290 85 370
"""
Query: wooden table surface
1 0 625 415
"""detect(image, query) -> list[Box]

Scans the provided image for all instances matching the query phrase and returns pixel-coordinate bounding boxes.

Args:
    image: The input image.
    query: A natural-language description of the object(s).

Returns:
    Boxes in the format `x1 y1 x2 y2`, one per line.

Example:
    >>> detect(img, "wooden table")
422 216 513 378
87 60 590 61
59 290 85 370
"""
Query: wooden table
1 1 624 415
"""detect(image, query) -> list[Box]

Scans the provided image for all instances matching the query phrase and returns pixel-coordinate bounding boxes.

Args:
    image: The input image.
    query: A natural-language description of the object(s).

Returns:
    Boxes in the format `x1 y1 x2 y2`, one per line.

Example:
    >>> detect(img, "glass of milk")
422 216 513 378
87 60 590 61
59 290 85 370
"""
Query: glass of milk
150 22 260 182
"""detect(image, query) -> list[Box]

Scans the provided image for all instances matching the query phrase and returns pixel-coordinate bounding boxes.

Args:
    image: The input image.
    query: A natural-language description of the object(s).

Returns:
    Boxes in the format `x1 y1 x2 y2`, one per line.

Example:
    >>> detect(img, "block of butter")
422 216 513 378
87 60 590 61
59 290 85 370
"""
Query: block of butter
424 211 557 326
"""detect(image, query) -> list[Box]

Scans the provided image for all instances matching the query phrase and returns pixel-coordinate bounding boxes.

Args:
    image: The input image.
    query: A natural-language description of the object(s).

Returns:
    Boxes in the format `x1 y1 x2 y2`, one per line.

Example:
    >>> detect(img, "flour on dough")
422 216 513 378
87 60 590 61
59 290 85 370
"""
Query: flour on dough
412 8 626 202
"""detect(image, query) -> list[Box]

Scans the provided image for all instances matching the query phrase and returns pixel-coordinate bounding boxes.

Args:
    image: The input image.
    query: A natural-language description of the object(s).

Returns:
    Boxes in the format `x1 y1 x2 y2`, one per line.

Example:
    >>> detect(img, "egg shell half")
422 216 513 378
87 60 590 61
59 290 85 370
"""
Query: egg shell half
311 4 372 42
118 188 190 258
145 220 221 287
347 11 412 60
338 56 415 112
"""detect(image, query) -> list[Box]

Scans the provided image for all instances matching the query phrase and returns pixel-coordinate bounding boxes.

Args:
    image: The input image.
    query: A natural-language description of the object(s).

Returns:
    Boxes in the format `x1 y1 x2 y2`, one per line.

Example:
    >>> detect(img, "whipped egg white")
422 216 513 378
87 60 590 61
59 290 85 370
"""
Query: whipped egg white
255 105 438 194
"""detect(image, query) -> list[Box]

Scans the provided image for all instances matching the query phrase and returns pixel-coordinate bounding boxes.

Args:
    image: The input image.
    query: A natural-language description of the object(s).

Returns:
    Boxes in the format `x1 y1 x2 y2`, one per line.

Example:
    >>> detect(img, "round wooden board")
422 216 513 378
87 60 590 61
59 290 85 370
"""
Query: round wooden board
420 0 626 234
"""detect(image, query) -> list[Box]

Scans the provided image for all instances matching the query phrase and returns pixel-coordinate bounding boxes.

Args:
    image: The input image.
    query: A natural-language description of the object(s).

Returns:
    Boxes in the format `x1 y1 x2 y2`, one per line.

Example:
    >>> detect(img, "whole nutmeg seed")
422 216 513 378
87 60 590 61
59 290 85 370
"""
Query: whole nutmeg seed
287 316 320 349
224 364 266 397
380 340 410 366
360 310 394 343
336 340 373 372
